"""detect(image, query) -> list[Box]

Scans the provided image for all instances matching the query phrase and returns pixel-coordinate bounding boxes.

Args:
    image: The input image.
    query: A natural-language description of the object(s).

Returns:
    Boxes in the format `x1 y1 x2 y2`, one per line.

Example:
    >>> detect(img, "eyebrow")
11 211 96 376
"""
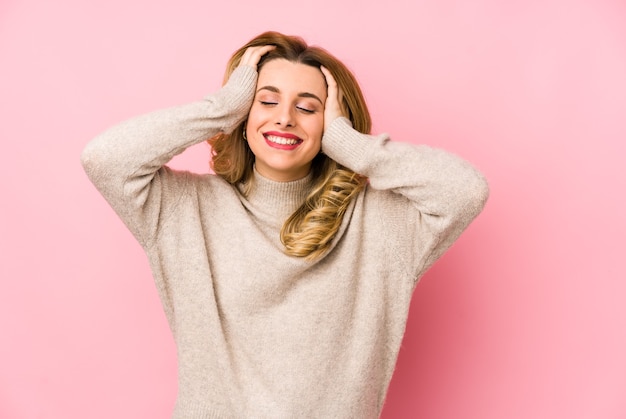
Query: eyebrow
256 85 324 105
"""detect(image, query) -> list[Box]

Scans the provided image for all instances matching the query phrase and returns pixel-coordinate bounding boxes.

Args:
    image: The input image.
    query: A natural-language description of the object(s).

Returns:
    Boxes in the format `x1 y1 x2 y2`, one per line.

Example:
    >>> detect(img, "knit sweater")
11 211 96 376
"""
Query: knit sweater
81 65 489 418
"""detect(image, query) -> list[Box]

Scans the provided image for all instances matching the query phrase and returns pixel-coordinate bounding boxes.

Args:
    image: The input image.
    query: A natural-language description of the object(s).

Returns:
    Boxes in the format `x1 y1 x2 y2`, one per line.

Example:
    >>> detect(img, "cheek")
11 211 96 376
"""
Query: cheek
246 104 267 128
307 116 325 137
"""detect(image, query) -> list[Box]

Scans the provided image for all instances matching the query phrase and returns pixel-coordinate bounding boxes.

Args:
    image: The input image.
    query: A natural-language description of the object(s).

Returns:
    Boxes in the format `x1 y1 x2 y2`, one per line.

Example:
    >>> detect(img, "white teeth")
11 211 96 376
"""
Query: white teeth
266 135 299 145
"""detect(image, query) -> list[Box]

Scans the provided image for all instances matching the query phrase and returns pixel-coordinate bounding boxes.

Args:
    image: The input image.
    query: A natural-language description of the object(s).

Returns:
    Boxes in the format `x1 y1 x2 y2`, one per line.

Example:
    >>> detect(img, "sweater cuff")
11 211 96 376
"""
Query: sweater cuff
321 117 377 174
209 65 258 133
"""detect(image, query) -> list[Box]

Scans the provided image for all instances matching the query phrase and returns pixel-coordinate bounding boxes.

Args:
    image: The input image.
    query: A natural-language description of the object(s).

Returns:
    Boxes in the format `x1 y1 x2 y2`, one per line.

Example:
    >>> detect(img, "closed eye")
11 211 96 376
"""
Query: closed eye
296 106 315 114
260 101 278 106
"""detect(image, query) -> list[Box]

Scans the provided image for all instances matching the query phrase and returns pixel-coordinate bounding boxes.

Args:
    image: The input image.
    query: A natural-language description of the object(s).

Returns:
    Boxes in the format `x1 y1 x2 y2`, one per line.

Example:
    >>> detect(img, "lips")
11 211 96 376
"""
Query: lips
263 131 303 150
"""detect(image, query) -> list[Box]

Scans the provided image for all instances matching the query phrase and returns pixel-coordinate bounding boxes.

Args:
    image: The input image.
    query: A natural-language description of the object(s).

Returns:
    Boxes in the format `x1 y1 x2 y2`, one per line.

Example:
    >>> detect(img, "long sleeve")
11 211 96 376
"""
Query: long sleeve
80 66 258 247
322 117 489 281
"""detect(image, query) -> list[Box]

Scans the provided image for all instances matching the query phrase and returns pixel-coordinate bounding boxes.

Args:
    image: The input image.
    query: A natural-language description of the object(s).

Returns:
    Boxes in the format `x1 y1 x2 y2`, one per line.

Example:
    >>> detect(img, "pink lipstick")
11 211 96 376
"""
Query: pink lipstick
263 131 303 151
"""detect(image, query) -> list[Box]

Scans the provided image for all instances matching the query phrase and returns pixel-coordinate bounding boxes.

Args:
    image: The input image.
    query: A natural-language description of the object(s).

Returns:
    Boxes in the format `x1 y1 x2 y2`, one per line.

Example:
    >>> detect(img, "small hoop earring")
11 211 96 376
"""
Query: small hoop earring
242 126 247 140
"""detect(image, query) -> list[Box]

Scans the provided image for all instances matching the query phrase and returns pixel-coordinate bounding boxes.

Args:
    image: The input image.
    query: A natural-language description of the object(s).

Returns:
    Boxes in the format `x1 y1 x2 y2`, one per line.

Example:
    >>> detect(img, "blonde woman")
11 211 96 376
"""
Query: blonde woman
82 31 489 418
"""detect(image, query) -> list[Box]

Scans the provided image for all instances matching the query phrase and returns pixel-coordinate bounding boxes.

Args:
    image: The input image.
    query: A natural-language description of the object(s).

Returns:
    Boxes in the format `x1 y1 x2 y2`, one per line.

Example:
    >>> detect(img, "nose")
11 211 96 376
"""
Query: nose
275 104 295 127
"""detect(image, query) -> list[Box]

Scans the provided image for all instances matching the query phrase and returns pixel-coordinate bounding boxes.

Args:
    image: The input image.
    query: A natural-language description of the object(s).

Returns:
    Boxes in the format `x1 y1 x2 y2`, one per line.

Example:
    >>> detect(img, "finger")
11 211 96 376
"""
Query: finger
256 44 276 57
320 66 347 128
240 45 276 69
321 66 346 109
323 66 346 102
320 66 338 97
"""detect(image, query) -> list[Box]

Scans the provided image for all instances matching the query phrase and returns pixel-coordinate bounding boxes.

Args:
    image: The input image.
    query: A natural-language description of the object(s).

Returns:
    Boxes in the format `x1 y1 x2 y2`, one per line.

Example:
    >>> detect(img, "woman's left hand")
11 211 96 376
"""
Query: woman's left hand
320 66 347 132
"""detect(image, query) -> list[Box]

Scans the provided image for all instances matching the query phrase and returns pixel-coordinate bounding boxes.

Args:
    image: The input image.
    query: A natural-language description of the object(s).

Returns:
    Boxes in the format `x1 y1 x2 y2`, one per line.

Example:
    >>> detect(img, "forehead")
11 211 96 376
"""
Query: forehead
257 59 327 97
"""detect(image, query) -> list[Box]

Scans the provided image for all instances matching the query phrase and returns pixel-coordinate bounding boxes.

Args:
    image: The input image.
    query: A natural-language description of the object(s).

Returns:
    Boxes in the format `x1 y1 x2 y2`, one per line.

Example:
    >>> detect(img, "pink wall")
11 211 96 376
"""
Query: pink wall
2 0 625 417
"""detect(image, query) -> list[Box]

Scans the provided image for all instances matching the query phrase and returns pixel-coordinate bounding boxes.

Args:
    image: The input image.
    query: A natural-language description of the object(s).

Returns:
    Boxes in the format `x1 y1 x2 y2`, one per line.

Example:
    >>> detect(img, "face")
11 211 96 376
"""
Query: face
245 59 327 182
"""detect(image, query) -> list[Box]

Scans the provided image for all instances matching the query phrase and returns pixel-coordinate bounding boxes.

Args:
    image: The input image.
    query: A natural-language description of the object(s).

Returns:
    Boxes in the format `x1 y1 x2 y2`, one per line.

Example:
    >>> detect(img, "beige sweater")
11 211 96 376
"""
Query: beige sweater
81 65 489 418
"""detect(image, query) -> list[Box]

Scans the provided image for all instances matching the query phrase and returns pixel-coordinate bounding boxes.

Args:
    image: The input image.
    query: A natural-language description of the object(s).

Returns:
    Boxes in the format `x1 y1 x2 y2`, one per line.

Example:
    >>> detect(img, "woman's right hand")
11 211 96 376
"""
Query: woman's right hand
239 45 276 70
216 45 276 132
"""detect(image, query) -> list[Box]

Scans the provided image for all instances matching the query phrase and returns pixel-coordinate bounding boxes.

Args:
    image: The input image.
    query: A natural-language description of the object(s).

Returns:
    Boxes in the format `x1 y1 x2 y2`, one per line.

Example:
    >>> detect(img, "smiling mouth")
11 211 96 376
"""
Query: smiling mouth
264 134 302 146
263 133 303 150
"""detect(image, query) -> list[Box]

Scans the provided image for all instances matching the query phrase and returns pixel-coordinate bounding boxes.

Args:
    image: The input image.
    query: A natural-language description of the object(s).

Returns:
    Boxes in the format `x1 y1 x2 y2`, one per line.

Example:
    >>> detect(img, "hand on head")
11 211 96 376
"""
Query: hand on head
239 45 276 70
320 66 347 132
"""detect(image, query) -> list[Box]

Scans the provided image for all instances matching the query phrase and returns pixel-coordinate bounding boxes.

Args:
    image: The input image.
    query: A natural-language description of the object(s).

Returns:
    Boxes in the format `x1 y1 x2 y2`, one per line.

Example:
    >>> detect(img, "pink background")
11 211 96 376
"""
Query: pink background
1 0 625 417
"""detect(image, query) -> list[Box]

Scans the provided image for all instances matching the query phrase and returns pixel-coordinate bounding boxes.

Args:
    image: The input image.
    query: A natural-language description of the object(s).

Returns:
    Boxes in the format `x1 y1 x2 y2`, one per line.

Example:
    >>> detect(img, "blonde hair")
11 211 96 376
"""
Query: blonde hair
209 31 372 260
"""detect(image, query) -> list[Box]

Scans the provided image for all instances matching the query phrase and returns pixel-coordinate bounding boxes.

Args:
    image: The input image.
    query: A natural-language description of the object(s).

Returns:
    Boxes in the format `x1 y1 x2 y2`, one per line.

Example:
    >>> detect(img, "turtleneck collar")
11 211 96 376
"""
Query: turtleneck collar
237 167 313 226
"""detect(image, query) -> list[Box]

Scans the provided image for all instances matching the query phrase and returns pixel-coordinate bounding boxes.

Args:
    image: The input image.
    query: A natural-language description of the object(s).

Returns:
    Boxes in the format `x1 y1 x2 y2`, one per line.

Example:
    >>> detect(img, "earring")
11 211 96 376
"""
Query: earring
242 126 247 140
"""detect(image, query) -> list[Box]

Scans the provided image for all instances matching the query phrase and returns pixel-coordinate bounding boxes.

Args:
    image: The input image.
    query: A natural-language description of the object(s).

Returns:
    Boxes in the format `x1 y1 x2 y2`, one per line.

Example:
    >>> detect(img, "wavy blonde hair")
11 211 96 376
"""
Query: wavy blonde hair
209 31 372 260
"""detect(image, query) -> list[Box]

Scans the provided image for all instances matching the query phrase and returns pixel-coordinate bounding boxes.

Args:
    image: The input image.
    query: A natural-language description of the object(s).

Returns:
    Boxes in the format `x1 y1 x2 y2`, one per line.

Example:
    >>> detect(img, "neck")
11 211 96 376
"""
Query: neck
238 167 313 224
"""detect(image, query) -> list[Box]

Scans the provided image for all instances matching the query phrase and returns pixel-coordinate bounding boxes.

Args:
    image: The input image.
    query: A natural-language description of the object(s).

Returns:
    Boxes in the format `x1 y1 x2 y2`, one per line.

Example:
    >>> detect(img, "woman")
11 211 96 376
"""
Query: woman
82 31 489 418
